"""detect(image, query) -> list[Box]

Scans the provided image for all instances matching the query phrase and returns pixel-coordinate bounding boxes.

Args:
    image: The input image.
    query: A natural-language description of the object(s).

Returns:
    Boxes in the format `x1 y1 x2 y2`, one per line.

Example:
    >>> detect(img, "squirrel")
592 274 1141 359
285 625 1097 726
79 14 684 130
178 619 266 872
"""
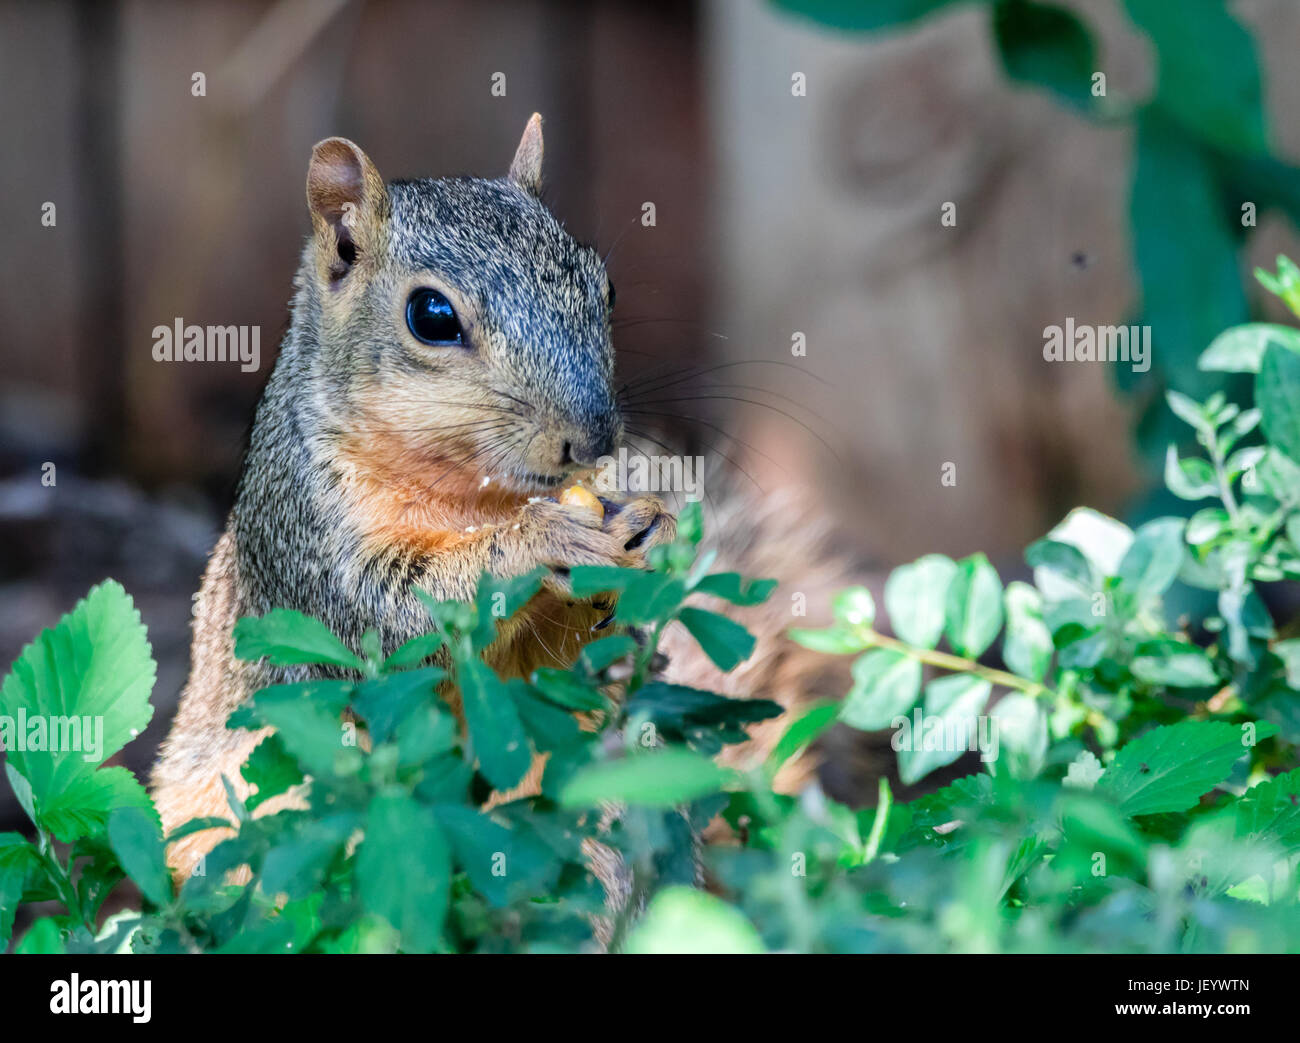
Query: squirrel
150 114 853 886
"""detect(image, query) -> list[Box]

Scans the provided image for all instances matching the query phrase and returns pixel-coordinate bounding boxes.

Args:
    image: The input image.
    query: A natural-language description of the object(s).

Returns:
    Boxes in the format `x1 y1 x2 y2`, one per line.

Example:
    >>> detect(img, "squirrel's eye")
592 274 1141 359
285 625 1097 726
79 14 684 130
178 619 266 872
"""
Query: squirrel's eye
406 288 464 346
606 280 616 311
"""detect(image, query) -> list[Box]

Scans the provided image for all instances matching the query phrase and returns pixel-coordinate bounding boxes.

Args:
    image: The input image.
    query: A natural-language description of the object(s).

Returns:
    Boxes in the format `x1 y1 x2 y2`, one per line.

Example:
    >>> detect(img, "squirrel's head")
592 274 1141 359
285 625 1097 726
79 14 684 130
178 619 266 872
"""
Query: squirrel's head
300 115 620 501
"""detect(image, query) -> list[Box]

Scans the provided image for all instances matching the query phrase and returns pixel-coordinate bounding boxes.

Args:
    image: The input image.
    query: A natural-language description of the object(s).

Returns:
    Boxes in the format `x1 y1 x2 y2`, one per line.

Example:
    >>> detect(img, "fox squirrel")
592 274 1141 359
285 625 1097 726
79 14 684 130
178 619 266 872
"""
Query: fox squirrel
150 115 851 884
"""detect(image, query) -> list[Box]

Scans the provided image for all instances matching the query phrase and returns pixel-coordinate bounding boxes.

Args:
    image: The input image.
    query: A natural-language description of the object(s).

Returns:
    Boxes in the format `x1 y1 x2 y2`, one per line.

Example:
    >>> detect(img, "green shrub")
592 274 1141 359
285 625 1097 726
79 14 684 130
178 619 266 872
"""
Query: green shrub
2 263 1299 953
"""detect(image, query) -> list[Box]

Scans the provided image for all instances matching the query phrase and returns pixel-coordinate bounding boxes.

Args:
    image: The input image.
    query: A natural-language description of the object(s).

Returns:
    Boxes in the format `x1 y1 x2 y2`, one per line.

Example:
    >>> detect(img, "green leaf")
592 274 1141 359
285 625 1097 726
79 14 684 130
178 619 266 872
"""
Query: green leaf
15 917 65 954
1258 341 1300 464
1186 507 1231 546
233 608 365 670
787 625 871 655
1255 256 1300 318
42 767 157 844
6 762 35 823
434 805 557 906
249 681 359 782
1116 517 1186 598
677 500 704 545
0 581 156 843
884 554 957 649
614 573 687 625
1001 582 1052 683
1025 538 1096 592
1253 448 1300 506
1057 794 1147 871
531 667 607 712
627 682 781 754
1226 446 1266 481
458 658 532 791
831 586 876 629
357 790 450 952
578 634 637 674
560 749 730 808
943 554 1004 658
361 667 441 737
693 572 777 606
395 703 458 767
261 812 360 900
624 886 764 954
1235 769 1300 854
570 565 645 598
1219 586 1274 665
1199 323 1300 373
897 673 993 785
471 568 547 650
992 0 1095 108
1125 0 1267 155
509 683 585 756
0 834 41 947
165 816 233 845
1130 639 1219 687
839 649 922 731
1046 508 1135 577
1099 720 1277 816
990 692 1047 779
353 666 445 744
1164 446 1219 501
1274 640 1300 688
240 733 304 812
380 632 444 671
678 607 756 672
766 701 840 775
107 806 172 908
1166 390 1210 433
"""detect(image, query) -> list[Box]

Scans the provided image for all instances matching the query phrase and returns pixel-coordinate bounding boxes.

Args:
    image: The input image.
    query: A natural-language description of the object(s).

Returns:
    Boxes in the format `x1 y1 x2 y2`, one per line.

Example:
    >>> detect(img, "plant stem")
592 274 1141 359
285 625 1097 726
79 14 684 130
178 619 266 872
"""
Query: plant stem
1206 431 1241 522
36 829 92 933
628 619 668 694
862 629 1049 697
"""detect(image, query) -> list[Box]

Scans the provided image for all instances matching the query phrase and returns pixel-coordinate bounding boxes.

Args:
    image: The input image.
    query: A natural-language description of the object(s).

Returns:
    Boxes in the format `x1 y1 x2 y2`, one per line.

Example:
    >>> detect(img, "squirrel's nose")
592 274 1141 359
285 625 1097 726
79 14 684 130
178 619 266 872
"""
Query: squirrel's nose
562 430 616 469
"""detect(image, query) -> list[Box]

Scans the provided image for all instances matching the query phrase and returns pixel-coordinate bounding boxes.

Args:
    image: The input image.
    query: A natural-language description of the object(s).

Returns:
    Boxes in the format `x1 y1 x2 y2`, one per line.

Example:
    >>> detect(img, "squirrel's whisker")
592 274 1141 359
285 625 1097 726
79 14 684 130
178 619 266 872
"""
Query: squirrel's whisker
385 418 515 437
617 435 730 522
611 316 729 338
492 389 531 412
623 423 764 499
622 407 787 478
420 431 517 493
616 358 829 401
625 381 839 445
600 211 642 267
625 393 843 468
624 379 824 416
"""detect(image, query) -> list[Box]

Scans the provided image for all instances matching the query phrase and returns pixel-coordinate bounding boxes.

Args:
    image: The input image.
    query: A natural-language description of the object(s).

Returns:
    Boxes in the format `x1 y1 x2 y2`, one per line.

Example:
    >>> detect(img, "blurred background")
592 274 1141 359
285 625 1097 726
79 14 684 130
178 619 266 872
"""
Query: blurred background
4 0 1300 827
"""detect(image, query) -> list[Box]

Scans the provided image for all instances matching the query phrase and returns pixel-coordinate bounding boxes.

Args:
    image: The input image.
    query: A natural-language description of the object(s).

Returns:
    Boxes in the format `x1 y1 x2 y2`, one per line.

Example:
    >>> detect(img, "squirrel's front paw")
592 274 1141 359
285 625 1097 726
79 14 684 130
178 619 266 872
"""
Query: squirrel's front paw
514 495 674 598
515 499 621 594
599 495 676 566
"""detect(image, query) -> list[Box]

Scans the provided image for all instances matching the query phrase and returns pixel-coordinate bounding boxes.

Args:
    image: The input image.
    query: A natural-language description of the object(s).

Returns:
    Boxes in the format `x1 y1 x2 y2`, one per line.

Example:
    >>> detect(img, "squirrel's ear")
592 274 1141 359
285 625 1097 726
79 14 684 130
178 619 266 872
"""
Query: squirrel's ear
508 113 544 197
306 137 389 280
